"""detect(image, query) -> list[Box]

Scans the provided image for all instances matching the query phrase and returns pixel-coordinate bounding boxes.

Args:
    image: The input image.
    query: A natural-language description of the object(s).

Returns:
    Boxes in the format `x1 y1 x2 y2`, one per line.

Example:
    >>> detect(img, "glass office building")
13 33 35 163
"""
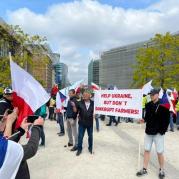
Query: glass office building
88 59 100 85
99 41 149 89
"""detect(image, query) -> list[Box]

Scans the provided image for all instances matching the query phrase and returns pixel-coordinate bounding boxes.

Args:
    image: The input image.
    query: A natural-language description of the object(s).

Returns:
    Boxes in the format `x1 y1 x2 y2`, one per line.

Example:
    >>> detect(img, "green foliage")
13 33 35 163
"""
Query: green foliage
0 56 11 86
0 24 47 87
133 32 179 89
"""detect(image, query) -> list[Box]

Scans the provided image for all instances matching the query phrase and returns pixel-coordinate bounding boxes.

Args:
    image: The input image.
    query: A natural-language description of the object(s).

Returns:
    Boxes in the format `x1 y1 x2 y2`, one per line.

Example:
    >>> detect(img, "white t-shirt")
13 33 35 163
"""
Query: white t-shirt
85 101 90 110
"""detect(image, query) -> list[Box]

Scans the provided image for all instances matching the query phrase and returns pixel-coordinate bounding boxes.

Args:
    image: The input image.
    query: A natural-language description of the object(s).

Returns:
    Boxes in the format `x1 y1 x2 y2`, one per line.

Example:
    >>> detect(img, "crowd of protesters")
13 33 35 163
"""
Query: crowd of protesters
49 87 95 156
0 83 178 179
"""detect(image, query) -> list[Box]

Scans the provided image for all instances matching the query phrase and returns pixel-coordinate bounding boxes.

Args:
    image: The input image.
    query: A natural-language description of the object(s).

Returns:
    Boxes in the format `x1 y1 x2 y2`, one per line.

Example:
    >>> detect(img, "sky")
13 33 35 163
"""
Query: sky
0 0 179 83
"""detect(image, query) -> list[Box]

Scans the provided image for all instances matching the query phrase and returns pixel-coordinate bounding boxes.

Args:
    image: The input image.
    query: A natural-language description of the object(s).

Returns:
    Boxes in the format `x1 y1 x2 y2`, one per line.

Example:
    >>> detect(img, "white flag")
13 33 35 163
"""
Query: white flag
10 60 50 112
142 80 153 95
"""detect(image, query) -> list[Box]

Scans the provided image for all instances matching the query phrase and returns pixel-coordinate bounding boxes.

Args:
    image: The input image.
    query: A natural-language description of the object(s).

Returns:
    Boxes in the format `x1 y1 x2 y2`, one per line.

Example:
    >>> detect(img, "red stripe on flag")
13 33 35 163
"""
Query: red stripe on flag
12 92 33 129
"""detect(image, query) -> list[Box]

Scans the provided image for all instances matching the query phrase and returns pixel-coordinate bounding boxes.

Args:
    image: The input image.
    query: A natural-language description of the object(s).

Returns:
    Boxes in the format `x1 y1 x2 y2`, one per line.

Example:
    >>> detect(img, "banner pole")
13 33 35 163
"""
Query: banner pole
138 122 142 170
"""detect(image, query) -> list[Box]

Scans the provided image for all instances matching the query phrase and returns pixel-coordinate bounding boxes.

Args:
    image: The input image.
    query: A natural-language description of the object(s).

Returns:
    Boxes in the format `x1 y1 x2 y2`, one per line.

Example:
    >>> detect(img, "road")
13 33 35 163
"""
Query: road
22 119 179 179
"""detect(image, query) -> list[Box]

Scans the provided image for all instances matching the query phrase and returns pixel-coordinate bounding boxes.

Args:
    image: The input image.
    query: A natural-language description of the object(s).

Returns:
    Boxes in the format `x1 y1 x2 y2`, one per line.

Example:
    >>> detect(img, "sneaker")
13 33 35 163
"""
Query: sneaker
159 169 165 179
170 128 174 132
89 149 93 154
64 143 73 148
71 146 78 151
39 144 45 147
58 133 65 136
136 168 148 177
68 143 73 147
76 150 82 156
106 124 111 126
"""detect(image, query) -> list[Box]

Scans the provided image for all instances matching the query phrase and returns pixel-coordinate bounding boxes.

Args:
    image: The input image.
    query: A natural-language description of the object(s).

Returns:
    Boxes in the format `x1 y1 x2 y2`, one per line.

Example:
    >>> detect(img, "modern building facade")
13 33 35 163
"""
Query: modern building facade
58 62 70 89
88 59 100 85
99 41 149 89
51 53 61 85
27 44 53 92
88 60 93 85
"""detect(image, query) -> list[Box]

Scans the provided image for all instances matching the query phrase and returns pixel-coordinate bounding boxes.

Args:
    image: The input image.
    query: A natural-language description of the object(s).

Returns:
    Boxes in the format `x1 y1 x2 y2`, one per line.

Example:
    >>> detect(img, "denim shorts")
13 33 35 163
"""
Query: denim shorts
144 134 164 154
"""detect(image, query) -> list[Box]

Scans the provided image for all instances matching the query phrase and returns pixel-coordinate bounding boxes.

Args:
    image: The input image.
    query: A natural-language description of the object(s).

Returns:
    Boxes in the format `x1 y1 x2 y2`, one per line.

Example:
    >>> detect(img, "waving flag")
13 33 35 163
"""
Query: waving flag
60 80 83 96
59 92 67 103
159 88 164 99
56 92 63 112
142 80 153 95
10 60 50 128
160 92 170 110
0 136 23 179
91 82 100 91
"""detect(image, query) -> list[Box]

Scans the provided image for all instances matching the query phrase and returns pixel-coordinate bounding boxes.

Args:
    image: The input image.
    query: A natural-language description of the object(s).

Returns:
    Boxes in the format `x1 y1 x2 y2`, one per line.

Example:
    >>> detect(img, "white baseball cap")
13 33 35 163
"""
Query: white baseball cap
3 87 13 95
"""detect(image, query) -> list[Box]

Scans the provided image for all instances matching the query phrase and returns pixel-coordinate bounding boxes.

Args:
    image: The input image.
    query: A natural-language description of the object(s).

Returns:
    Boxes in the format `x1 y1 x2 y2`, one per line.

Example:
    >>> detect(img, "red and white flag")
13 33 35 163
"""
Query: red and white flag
10 60 50 128
166 89 177 114
91 82 100 91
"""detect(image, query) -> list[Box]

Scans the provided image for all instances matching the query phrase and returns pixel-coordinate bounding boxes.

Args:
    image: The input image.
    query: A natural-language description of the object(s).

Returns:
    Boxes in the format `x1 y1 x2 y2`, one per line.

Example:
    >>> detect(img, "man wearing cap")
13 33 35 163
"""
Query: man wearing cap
0 88 14 116
136 89 170 179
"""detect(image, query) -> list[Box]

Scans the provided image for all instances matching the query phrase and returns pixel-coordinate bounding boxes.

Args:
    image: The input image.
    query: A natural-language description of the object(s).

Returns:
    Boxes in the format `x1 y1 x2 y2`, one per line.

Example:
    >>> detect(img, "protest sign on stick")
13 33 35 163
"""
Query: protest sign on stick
94 89 142 119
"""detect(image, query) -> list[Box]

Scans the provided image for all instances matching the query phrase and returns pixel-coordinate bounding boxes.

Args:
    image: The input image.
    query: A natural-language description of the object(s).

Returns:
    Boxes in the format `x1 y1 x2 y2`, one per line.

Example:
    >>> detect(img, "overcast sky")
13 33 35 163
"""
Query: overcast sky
1 0 179 83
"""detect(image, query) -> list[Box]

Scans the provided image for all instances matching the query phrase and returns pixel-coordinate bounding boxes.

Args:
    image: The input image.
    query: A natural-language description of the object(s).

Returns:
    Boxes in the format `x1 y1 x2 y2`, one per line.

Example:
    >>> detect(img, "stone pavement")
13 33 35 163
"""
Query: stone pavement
23 119 179 179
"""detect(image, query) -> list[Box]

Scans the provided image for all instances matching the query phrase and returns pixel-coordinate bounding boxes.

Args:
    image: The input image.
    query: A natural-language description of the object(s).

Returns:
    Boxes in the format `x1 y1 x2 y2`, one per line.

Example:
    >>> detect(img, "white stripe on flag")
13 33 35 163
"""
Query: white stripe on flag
10 60 50 112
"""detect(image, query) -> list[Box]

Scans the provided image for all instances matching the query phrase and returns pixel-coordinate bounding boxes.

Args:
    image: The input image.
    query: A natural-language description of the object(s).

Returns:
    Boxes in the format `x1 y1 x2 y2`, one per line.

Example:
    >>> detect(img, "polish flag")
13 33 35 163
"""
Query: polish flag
91 82 100 91
10 60 50 128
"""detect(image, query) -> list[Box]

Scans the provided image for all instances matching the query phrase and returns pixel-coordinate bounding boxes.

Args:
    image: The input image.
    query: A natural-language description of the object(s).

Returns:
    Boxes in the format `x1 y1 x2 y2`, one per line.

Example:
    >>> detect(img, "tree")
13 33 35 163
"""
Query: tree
133 32 179 89
0 24 47 88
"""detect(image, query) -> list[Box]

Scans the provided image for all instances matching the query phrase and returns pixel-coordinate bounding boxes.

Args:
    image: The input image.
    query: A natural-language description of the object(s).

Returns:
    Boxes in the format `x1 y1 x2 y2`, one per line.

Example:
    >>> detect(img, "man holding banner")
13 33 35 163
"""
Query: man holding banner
136 89 170 179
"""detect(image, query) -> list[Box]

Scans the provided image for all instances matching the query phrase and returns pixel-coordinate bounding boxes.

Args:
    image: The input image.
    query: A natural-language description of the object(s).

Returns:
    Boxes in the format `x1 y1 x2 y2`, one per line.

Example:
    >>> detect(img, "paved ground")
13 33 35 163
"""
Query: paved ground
22 119 179 179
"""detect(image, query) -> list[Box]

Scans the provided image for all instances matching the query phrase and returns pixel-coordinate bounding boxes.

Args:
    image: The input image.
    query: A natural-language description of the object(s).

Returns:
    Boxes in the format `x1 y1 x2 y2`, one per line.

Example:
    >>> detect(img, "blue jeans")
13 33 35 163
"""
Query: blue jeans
170 112 174 130
176 112 179 126
57 113 65 133
78 124 93 151
95 118 99 131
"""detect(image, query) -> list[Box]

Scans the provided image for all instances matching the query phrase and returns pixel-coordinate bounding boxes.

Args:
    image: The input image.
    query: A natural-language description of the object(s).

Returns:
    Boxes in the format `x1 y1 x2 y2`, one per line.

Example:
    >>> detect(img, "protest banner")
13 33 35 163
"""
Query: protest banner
94 89 142 119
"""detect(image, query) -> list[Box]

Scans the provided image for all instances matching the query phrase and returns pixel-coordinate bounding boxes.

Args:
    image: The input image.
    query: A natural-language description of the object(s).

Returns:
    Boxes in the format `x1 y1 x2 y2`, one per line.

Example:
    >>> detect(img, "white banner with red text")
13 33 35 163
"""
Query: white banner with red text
94 89 142 119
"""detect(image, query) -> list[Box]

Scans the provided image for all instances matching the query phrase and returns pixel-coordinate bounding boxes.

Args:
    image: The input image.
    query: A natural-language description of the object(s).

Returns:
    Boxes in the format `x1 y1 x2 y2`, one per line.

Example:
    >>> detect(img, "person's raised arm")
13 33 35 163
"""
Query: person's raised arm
21 117 44 161
4 108 18 137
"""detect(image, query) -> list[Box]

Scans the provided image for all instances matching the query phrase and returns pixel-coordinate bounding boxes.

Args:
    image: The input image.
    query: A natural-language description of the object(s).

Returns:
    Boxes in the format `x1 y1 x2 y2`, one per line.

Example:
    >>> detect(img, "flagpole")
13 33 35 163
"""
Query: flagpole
138 122 142 170
9 52 12 61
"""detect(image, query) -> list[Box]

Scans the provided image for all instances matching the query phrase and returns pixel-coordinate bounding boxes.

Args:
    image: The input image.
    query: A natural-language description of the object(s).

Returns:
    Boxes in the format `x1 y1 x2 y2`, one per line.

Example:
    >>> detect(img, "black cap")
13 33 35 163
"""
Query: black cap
150 89 160 95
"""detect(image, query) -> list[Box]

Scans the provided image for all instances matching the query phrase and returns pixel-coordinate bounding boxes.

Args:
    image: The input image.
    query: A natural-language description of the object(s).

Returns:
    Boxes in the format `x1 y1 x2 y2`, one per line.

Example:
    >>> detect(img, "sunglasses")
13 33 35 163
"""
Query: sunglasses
4 93 13 96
